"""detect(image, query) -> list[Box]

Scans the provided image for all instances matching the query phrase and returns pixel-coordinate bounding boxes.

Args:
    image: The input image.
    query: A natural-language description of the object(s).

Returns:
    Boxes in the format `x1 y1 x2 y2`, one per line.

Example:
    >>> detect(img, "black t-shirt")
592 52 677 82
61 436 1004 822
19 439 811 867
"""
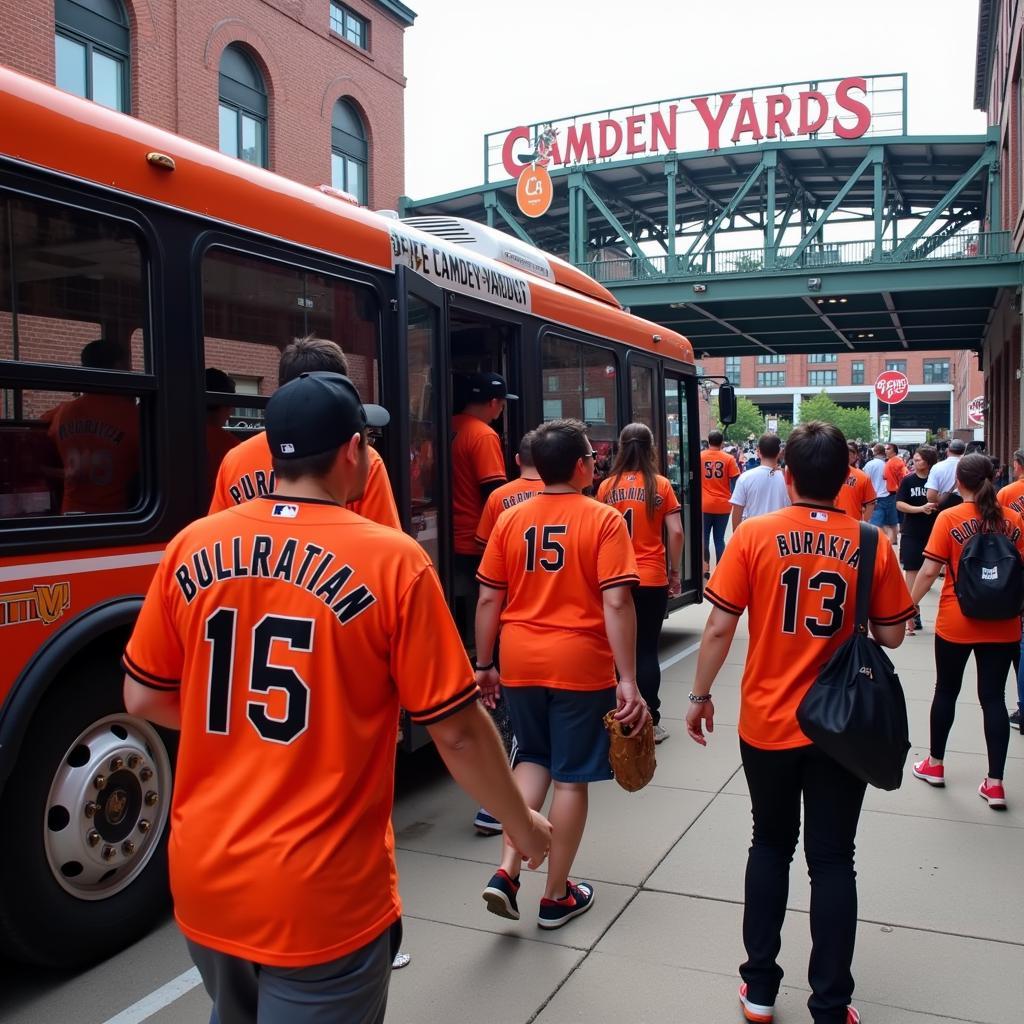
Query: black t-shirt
897 473 936 543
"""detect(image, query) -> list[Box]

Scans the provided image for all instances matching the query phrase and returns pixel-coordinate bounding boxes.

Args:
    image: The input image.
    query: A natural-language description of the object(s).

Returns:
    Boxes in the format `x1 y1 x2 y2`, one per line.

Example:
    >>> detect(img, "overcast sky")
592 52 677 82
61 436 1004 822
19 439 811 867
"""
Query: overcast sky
402 0 986 201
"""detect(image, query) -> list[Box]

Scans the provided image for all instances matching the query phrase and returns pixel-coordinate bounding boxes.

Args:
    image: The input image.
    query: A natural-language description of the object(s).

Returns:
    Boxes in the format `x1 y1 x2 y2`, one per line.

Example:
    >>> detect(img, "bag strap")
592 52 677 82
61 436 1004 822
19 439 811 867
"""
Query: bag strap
855 522 878 634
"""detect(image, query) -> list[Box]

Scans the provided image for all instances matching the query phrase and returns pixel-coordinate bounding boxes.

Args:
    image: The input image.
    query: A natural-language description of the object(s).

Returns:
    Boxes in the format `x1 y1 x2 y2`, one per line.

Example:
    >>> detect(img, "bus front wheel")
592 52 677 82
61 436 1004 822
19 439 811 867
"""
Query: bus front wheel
0 653 176 968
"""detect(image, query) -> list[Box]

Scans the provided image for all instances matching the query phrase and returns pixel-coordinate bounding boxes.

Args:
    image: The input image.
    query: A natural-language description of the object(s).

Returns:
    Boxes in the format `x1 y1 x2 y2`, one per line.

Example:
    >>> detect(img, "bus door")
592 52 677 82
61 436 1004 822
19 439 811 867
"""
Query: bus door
664 370 701 602
626 354 660 448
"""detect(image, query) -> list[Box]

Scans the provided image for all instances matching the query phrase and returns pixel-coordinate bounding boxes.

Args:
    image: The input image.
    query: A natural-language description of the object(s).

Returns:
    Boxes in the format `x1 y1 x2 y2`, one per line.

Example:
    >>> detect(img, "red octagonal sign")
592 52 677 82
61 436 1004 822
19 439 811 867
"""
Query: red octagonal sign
874 370 910 404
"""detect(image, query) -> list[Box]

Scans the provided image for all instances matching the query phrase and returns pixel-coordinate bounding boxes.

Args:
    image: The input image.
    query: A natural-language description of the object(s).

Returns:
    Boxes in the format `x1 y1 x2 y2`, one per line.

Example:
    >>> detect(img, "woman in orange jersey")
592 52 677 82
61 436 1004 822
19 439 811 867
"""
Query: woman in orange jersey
597 424 682 744
894 445 937 636
910 454 1024 808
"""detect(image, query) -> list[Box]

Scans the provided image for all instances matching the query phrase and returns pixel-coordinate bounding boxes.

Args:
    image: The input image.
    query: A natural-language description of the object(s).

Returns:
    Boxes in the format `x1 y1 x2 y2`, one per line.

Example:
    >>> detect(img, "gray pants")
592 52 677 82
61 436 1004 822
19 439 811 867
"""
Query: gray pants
187 920 402 1024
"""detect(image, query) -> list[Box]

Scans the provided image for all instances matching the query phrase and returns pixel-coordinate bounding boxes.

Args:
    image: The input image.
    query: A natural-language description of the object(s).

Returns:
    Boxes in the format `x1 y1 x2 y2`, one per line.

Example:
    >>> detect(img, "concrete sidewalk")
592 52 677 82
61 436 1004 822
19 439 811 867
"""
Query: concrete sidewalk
385 591 1022 1024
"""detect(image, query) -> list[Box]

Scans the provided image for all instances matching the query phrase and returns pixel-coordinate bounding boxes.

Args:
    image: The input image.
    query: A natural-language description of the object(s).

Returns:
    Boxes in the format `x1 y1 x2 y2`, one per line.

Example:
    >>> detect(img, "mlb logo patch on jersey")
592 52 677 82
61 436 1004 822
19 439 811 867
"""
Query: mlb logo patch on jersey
279 442 295 454
810 510 829 521
272 503 299 518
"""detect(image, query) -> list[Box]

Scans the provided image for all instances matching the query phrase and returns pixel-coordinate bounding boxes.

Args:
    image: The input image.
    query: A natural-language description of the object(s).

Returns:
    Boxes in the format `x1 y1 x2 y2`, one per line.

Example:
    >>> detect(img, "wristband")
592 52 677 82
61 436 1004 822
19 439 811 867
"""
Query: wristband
688 692 712 704
473 660 495 672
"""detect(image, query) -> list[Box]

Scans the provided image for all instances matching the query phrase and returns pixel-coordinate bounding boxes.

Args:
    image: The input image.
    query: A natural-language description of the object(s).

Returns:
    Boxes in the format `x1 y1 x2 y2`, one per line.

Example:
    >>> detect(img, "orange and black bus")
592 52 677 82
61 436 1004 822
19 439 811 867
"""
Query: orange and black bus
0 68 701 967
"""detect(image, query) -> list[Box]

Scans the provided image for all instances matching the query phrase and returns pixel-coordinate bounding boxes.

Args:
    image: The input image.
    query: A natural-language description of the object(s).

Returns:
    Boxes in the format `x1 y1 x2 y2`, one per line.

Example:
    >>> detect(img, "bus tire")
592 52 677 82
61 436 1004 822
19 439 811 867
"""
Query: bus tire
0 652 176 968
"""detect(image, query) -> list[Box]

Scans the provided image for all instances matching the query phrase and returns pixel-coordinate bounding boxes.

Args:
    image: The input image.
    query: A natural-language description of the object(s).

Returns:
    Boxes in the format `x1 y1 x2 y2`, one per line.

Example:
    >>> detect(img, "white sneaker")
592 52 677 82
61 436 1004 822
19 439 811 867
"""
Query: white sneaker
653 724 669 744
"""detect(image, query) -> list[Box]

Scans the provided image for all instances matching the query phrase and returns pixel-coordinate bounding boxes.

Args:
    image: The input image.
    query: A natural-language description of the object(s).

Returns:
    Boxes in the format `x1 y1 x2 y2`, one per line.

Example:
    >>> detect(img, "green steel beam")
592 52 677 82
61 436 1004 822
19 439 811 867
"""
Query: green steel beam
483 192 537 245
577 173 656 272
910 208 980 259
784 148 880 265
764 151 777 269
894 147 995 257
665 161 677 262
685 155 768 259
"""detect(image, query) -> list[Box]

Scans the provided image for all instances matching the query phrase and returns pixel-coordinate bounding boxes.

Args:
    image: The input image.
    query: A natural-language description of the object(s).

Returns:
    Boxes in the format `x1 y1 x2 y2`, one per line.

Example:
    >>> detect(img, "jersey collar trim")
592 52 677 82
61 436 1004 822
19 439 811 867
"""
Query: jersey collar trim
259 494 343 508
791 501 843 513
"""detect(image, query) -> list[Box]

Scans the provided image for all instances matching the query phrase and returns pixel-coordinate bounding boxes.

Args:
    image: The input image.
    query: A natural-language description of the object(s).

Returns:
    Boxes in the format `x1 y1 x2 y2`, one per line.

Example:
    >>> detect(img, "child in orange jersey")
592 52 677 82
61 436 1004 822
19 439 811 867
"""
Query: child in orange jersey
700 429 740 578
687 421 913 1024
475 419 646 930
597 423 682 743
910 453 1024 807
833 440 877 522
997 448 1024 728
475 430 545 547
123 372 550 1023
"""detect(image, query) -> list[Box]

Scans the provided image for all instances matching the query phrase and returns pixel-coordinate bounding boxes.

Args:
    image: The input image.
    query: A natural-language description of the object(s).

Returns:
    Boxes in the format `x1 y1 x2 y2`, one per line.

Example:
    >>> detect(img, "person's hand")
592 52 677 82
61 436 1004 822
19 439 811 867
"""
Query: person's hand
614 678 649 729
922 502 936 515
685 700 715 746
668 571 682 598
476 667 501 709
504 809 552 870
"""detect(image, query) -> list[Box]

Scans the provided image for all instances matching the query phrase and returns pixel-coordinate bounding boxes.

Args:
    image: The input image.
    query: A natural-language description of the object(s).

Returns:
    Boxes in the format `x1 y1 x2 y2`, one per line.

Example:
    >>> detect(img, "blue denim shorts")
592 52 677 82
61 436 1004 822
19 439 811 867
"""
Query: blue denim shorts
504 686 616 783
871 493 899 527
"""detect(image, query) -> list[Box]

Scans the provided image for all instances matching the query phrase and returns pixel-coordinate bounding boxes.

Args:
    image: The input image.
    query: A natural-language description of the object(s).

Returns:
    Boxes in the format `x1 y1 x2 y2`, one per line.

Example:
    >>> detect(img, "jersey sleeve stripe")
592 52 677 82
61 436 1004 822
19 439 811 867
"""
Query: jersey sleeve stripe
705 587 743 616
922 550 944 563
121 654 180 691
406 682 480 724
476 571 508 589
599 573 641 591
871 606 917 625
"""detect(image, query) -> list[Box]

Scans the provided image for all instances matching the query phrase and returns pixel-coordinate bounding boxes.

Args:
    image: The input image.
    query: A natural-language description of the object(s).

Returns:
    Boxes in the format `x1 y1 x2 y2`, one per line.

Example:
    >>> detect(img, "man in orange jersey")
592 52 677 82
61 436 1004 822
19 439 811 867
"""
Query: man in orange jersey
208 336 400 531
45 338 141 514
687 421 913 1024
997 449 1024 728
450 371 514 641
880 442 907 544
700 430 740 579
475 429 544 547
204 368 240 502
475 419 646 930
123 372 550 1024
834 440 877 521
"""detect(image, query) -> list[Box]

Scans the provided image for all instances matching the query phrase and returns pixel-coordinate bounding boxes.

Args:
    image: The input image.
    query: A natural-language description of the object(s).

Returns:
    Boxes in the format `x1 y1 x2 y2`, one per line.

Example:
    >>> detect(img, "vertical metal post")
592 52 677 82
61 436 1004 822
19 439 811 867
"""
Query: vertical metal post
764 151 777 270
568 172 586 266
989 158 1002 231
873 152 884 260
665 160 677 274
483 192 496 229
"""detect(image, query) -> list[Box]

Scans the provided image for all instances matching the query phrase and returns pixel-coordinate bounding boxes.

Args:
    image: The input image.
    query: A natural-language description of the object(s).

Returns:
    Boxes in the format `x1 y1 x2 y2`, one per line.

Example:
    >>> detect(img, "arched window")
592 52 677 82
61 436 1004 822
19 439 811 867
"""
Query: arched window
54 0 130 113
218 45 268 168
331 100 368 204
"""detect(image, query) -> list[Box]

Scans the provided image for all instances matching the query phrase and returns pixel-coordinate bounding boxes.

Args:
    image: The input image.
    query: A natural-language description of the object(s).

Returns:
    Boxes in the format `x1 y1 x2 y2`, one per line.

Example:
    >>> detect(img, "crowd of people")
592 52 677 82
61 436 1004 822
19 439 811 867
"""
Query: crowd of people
115 343 1024 1024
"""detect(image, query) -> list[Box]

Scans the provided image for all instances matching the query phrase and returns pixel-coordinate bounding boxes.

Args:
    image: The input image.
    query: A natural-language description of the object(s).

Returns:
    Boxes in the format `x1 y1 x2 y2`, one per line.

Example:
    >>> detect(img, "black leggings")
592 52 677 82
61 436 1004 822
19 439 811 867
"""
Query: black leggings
632 586 669 725
930 636 1015 779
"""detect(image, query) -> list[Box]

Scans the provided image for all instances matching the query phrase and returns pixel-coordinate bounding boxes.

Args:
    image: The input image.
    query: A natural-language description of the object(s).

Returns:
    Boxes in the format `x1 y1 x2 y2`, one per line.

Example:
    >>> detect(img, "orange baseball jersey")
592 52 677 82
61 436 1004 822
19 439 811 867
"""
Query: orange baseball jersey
45 394 140 513
884 455 907 494
699 448 740 514
122 496 476 967
706 506 914 750
922 501 1024 644
998 478 1024 516
477 492 639 690
475 476 545 546
596 471 681 586
834 465 876 520
452 413 506 554
208 431 400 530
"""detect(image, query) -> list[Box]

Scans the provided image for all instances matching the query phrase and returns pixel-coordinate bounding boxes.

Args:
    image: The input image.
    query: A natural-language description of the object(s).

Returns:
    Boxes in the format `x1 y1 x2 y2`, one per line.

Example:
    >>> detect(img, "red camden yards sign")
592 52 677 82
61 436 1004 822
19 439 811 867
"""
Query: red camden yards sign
874 371 910 404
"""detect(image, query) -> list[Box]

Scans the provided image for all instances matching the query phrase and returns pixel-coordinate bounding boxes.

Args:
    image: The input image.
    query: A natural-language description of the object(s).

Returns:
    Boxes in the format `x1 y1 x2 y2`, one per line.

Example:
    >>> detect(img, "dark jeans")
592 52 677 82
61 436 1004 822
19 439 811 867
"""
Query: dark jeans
931 636 1015 778
632 585 668 724
739 740 867 1024
702 512 729 565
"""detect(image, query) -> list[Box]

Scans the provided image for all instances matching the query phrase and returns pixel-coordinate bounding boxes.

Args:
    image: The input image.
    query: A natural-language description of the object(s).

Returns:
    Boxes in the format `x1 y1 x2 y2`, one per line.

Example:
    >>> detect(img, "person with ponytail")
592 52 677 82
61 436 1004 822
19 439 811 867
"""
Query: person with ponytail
910 453 1024 808
597 424 683 743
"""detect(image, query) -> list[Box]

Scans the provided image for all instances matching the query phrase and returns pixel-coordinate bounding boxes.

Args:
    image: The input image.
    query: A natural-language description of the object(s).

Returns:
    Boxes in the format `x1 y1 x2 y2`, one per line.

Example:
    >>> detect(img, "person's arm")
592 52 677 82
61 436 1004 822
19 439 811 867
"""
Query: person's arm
861 499 875 522
870 621 907 648
602 585 646 727
123 677 181 730
665 513 684 597
730 503 743 531
910 557 942 608
685 606 739 745
427 704 550 868
473 583 505 709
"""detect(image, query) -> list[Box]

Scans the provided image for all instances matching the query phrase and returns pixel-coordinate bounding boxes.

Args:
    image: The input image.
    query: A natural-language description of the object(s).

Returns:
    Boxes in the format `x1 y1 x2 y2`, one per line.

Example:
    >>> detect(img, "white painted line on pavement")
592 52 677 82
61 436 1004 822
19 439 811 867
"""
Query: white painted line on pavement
659 639 701 671
101 967 202 1024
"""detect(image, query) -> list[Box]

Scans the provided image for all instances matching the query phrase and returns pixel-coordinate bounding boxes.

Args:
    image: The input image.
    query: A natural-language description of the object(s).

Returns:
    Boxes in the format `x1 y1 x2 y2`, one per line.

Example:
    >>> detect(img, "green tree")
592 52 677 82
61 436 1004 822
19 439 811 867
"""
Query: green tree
775 417 793 441
796 391 875 443
710 396 764 442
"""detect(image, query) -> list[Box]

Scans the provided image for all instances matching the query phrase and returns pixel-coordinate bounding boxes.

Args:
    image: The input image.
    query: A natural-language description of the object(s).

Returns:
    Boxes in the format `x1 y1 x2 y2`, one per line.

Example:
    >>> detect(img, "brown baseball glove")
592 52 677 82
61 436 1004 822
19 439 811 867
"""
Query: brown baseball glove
604 710 656 792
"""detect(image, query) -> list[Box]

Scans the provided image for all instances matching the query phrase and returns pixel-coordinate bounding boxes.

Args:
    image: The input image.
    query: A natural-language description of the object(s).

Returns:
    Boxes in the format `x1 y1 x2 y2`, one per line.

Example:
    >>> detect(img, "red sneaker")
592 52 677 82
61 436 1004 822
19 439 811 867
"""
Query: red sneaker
978 779 1007 810
846 1008 861 1024
912 757 945 787
738 983 774 1023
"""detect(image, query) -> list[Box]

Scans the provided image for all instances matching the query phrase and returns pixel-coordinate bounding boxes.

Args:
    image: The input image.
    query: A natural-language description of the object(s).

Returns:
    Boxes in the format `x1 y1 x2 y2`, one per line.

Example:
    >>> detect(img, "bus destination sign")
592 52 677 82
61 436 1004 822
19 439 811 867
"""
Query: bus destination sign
486 74 906 182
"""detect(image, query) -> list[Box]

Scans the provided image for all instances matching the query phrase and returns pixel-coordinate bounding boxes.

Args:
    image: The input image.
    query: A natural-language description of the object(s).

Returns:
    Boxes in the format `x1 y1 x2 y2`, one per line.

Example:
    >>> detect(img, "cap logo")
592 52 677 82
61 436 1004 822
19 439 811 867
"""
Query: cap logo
280 443 295 454
272 503 299 518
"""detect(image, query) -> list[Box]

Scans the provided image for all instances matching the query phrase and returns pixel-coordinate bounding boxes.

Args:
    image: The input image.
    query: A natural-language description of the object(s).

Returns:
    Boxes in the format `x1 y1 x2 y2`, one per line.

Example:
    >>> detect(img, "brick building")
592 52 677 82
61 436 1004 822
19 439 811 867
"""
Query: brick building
976 0 1024 459
0 0 415 210
698 348 985 442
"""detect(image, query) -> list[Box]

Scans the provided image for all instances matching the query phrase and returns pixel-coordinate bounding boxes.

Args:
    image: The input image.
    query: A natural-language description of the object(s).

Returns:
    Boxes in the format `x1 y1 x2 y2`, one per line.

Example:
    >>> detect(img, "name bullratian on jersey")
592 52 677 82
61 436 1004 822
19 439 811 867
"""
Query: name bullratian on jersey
174 536 377 624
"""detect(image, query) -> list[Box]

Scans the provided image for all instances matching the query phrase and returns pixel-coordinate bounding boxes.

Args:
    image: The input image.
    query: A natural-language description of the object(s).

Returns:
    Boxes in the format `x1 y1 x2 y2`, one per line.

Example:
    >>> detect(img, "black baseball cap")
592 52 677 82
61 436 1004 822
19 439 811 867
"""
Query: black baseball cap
466 372 518 402
266 372 389 460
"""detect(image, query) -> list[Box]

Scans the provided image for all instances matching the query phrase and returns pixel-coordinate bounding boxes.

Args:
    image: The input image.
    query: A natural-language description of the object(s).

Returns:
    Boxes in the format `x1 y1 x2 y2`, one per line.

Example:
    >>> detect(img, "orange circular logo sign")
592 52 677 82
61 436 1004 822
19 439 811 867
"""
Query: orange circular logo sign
516 165 553 218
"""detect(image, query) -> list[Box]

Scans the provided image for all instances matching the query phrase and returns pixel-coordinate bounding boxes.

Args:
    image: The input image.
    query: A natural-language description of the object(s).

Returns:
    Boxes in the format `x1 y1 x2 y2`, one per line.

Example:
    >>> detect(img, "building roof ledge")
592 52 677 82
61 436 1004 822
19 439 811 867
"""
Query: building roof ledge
974 0 996 110
373 0 416 26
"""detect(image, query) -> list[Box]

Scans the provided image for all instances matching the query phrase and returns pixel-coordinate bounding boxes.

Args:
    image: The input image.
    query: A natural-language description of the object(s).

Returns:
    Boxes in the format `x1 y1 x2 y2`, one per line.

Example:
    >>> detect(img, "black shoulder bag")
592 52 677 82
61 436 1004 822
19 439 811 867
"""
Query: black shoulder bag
796 523 911 791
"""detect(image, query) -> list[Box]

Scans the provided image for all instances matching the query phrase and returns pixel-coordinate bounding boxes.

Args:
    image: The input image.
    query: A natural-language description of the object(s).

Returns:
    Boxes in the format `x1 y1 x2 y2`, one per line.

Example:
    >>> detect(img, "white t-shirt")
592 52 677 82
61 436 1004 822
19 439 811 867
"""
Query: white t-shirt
730 465 790 519
926 455 960 496
864 457 888 497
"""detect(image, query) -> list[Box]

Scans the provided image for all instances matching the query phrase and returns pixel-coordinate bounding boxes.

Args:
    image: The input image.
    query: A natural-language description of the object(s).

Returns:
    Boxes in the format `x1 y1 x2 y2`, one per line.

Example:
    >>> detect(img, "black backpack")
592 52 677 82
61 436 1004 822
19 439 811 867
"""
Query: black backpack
953 529 1024 620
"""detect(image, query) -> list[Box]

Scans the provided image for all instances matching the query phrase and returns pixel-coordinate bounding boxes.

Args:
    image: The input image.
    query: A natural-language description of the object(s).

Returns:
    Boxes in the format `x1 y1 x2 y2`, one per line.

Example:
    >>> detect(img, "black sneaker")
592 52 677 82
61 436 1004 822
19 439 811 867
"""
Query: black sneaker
482 869 520 920
914 614 923 631
537 880 595 929
473 809 502 836
1010 708 1021 727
